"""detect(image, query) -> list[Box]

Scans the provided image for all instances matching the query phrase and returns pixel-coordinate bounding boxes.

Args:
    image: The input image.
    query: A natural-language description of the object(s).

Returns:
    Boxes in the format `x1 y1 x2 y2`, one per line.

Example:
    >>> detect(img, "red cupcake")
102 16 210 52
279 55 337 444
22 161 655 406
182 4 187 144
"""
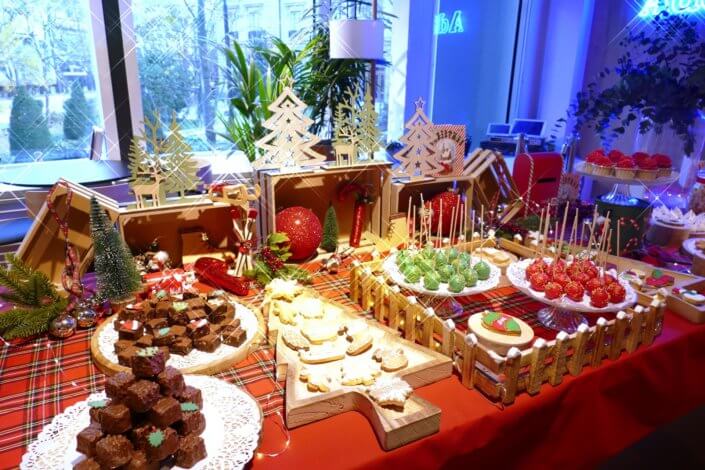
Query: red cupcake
608 149 625 163
637 157 659 180
614 158 637 179
653 153 672 178
592 155 614 176
632 152 650 164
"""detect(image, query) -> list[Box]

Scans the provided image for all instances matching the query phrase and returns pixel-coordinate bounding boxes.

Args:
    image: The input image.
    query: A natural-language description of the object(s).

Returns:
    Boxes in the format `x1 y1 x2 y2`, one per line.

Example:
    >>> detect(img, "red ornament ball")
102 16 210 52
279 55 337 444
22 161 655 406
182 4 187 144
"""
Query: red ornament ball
275 207 322 261
425 189 461 236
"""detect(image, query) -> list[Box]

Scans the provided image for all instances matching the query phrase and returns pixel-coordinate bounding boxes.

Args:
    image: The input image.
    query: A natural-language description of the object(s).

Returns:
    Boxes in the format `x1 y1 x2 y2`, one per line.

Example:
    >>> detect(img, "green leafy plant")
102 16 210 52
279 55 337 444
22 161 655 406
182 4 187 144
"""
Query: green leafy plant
9 87 52 153
0 254 67 340
564 12 705 155
246 233 312 286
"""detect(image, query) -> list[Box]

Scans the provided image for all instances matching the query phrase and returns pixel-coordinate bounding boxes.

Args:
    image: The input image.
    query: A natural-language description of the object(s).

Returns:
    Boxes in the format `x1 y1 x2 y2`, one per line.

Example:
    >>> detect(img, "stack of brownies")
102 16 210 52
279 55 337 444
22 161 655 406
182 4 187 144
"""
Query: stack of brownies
113 289 247 366
75 347 207 469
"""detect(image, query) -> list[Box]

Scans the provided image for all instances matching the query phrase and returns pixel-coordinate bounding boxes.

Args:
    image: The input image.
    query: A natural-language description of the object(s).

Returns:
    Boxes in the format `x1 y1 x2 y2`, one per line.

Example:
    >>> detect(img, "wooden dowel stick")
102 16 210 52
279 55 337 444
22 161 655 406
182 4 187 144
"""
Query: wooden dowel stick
480 205 484 246
557 202 570 259
569 208 579 256
438 199 443 247
407 196 412 246
470 210 475 262
586 206 599 257
541 208 550 257
411 205 416 248
616 217 621 257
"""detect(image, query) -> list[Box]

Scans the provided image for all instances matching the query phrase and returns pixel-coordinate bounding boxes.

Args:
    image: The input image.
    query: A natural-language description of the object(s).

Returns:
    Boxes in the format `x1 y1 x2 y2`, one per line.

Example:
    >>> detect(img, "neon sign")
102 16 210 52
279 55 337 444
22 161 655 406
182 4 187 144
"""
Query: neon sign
638 0 705 17
434 10 464 35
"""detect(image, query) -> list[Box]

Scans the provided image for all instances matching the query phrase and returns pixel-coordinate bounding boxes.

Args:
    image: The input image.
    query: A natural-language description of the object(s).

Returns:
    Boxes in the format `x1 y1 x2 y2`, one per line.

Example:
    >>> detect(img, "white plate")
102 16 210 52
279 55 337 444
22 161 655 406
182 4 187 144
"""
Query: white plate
506 258 637 313
21 375 262 470
382 251 501 298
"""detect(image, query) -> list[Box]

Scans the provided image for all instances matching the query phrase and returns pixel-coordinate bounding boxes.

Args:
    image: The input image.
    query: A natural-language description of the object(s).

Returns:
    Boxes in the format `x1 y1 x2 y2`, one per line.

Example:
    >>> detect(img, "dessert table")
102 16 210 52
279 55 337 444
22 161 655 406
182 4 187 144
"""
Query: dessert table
1 263 705 469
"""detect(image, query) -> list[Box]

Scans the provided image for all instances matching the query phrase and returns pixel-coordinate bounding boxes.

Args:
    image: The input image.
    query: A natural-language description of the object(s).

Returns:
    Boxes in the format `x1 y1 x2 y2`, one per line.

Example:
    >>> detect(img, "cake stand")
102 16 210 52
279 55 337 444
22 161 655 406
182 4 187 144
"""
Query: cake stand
21 375 263 470
576 162 679 206
506 258 638 333
382 252 501 318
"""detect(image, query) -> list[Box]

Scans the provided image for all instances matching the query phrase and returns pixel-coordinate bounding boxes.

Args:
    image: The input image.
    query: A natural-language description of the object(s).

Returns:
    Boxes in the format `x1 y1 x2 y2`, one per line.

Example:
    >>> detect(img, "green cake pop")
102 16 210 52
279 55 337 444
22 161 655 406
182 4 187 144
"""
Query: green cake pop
448 273 465 293
395 249 408 266
473 260 491 280
452 257 469 272
422 243 435 259
403 265 422 283
463 269 478 287
423 271 441 291
447 247 460 261
437 264 454 283
415 257 435 273
434 249 449 266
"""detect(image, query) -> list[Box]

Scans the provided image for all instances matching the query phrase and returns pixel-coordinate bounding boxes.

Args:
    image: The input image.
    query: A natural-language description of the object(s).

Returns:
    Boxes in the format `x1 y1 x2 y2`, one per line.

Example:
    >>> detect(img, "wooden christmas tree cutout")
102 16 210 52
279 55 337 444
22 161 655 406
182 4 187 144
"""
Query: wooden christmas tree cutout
254 82 326 170
332 86 382 166
393 98 442 180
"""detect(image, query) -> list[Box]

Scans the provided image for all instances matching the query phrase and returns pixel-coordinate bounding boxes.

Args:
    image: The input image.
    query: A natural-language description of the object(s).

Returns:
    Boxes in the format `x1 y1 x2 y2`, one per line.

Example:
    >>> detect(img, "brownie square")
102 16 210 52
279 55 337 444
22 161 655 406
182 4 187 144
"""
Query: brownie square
176 408 205 436
170 337 193 356
175 434 207 468
118 320 143 341
135 334 154 348
186 297 206 310
118 346 138 367
186 319 210 338
186 309 207 322
99 403 132 434
76 425 103 456
113 318 124 330
222 326 246 347
132 347 166 377
152 327 175 347
88 399 110 425
169 301 189 325
219 318 241 336
170 325 187 337
124 450 159 470
125 380 161 413
131 424 152 451
141 302 156 318
114 339 134 355
118 308 136 322
105 371 135 402
182 289 200 300
207 289 225 299
177 386 203 409
149 397 182 427
159 346 171 363
145 318 168 335
73 458 101 470
155 301 172 319
144 427 179 462
95 435 133 468
157 366 185 397
193 333 220 353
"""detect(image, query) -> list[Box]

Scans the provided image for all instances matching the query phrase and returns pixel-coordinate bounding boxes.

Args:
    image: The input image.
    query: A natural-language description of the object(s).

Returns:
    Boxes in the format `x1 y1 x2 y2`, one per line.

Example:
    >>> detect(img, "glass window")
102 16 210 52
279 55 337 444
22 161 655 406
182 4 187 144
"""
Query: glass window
0 0 104 164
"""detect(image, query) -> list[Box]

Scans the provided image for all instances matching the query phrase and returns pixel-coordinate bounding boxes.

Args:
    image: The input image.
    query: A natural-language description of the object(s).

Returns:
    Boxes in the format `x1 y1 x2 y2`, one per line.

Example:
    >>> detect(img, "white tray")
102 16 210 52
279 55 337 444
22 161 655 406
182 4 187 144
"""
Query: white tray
382 252 501 298
506 258 637 313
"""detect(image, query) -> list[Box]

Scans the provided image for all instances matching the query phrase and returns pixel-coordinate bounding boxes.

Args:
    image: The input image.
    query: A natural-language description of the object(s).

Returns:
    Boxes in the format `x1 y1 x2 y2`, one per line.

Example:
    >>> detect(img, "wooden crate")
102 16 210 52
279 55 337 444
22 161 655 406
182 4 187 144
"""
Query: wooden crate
118 197 234 267
349 241 666 405
256 162 392 252
16 179 120 286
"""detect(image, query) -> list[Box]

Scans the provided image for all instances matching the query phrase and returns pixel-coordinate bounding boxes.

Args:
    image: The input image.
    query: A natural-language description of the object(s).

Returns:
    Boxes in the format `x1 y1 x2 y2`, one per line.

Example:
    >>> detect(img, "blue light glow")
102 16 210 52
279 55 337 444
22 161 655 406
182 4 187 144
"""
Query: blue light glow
434 10 464 35
638 0 705 18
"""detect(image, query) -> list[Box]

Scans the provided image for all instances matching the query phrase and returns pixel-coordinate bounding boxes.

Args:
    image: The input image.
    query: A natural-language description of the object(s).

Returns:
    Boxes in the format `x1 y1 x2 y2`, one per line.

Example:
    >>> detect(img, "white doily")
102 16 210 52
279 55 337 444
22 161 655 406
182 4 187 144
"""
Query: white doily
382 252 501 297
506 258 637 313
21 375 262 470
98 302 259 369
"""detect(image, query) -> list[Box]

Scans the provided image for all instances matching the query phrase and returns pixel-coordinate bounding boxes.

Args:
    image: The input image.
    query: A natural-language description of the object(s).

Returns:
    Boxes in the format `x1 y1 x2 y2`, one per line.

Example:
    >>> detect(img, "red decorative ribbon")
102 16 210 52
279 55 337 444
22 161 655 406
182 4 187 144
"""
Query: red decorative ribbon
193 257 249 296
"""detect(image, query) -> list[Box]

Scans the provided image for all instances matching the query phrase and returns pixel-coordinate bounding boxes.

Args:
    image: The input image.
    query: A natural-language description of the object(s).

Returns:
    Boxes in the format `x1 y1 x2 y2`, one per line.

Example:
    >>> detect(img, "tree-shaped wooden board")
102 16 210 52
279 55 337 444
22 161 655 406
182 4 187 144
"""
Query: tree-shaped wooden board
263 281 452 450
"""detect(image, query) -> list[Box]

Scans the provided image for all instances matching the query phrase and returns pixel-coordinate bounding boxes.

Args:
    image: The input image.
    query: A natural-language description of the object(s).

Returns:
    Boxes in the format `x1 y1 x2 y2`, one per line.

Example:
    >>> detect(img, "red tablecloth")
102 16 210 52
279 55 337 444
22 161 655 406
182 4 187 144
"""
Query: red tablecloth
2 263 705 469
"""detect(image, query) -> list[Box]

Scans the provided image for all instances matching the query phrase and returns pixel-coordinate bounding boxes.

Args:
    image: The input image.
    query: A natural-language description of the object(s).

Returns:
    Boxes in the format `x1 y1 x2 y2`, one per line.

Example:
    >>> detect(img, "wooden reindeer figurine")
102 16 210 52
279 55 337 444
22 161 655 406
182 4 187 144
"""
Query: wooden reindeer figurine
133 171 164 208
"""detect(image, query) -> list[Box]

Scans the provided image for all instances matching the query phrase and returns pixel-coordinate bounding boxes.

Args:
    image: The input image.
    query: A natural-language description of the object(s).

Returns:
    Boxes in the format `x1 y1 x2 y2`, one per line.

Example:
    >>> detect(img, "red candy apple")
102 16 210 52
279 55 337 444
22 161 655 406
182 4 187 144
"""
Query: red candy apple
590 287 609 308
565 281 584 302
585 278 603 293
529 272 549 291
607 282 626 303
544 282 563 300
552 273 571 288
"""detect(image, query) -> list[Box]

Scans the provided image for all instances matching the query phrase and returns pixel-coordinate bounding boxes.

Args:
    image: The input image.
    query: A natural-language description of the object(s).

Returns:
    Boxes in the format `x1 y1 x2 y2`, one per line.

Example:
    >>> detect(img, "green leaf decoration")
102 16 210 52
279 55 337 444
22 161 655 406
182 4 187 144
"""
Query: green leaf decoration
157 327 171 337
173 301 188 312
180 402 199 412
652 270 663 279
148 430 165 448
505 318 521 334
481 311 500 327
136 347 159 357
156 290 168 300
267 232 289 246
88 400 107 409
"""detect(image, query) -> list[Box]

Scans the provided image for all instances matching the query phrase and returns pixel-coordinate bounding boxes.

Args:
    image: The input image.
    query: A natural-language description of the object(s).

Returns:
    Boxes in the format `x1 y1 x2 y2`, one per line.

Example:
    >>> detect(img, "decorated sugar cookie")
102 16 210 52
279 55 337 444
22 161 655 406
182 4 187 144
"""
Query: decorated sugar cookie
480 311 521 336
682 290 705 306
292 296 325 319
367 376 413 409
299 367 334 392
340 361 380 386
645 269 674 288
372 348 408 372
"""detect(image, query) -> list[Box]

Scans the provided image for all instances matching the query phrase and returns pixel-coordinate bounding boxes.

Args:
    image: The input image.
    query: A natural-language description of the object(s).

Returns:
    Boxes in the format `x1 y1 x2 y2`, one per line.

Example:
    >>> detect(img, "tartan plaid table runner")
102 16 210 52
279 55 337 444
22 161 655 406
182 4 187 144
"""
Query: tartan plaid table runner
0 257 570 468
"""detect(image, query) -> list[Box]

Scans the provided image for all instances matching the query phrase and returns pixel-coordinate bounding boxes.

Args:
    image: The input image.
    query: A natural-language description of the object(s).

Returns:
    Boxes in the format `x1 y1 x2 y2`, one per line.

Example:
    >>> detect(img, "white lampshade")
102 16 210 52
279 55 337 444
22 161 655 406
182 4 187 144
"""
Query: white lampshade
329 19 384 60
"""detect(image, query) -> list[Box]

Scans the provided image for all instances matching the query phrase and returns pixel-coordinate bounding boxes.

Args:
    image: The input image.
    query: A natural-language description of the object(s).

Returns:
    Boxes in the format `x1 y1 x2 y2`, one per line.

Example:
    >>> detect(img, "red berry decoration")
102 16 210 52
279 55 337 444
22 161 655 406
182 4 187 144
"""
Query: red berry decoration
590 287 609 308
607 282 626 303
565 281 584 302
544 282 563 300
529 272 549 291
275 207 323 261
425 188 461 236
